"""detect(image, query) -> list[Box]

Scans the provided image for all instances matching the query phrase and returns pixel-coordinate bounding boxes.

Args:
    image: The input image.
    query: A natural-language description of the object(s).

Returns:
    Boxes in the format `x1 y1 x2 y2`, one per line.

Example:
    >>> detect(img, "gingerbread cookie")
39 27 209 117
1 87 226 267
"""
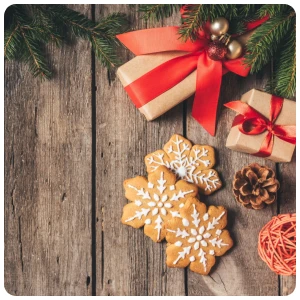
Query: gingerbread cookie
165 197 233 275
121 166 198 242
145 134 222 195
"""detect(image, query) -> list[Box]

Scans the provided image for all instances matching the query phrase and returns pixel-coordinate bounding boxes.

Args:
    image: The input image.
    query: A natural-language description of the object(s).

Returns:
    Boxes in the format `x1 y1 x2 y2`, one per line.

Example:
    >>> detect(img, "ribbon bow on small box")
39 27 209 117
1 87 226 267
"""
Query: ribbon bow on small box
116 10 268 136
225 89 296 162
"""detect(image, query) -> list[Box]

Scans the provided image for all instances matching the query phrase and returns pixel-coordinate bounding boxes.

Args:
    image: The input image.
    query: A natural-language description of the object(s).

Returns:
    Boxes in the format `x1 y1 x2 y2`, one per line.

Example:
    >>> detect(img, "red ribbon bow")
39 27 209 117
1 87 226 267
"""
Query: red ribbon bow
117 13 268 136
224 96 296 157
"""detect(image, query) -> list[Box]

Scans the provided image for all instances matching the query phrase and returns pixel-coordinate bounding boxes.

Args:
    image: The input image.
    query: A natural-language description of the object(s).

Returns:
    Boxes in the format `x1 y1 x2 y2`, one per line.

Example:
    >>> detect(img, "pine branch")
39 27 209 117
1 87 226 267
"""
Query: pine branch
30 5 62 46
19 26 52 79
244 12 295 73
94 12 129 42
179 4 202 41
4 24 22 59
257 4 292 17
48 6 129 67
179 4 238 41
90 35 119 69
47 5 96 39
238 4 258 17
266 25 296 98
4 4 130 79
138 4 181 21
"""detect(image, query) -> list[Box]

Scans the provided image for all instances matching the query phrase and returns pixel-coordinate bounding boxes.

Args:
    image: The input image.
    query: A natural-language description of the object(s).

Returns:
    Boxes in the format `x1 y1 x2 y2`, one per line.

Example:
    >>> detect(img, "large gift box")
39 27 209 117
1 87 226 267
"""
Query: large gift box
115 27 259 136
117 51 196 121
225 89 296 162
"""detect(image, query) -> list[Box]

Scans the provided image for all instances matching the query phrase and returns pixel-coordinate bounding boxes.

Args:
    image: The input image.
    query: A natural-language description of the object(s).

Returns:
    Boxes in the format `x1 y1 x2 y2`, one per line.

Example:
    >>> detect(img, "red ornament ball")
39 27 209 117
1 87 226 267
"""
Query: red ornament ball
258 213 296 275
207 41 227 61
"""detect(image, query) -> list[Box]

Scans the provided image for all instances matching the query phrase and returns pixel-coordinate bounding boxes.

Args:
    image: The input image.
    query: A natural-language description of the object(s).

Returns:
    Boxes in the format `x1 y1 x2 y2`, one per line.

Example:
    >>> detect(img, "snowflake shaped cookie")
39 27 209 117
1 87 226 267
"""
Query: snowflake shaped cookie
121 166 198 242
165 197 233 275
145 134 222 195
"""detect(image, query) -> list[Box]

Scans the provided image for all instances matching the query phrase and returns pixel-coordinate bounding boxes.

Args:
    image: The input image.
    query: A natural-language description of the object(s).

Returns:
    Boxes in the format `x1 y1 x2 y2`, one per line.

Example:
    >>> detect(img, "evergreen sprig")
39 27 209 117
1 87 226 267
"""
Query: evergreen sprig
266 25 296 98
179 4 239 41
4 4 130 79
244 12 295 73
137 4 181 22
137 4 296 99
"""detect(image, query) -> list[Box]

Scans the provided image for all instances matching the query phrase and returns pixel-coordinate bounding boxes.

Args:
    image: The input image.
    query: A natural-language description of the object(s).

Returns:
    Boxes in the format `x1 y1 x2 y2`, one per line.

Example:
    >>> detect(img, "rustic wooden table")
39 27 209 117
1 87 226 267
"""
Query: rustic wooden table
4 4 296 296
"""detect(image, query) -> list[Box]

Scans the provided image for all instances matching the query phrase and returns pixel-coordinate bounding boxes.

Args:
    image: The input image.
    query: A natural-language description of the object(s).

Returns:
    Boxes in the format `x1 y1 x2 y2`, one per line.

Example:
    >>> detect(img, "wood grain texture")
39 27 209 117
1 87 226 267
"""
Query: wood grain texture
95 6 185 296
4 5 92 295
186 69 278 296
278 154 296 295
4 4 296 296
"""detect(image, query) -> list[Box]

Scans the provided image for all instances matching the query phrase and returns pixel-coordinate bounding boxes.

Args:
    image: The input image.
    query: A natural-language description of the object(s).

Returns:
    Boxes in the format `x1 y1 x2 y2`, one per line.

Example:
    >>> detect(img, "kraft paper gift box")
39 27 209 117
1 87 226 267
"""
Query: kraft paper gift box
117 51 196 121
226 89 296 162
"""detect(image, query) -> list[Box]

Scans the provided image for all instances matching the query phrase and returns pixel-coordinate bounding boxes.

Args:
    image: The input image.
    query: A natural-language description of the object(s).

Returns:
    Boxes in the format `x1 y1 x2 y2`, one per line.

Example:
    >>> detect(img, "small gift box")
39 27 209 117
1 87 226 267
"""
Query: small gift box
225 89 296 162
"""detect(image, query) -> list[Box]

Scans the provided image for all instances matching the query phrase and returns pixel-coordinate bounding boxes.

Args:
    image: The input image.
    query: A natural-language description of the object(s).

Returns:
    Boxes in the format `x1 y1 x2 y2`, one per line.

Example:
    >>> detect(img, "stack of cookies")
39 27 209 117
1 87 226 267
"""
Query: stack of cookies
121 134 233 275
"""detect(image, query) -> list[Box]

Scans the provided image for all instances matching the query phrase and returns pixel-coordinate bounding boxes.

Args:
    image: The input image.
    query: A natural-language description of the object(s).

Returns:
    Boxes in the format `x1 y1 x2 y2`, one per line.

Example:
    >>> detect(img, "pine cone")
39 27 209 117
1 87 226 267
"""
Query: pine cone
233 163 280 210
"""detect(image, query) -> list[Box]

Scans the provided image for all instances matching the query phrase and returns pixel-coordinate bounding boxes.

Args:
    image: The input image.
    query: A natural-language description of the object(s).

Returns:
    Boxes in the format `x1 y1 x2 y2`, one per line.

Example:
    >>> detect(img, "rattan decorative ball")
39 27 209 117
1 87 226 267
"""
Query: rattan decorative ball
258 214 296 275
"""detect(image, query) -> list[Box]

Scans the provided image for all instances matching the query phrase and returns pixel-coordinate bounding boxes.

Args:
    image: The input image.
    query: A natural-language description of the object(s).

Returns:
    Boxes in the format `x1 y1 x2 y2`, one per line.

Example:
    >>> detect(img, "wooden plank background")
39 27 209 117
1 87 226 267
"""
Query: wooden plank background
4 4 296 296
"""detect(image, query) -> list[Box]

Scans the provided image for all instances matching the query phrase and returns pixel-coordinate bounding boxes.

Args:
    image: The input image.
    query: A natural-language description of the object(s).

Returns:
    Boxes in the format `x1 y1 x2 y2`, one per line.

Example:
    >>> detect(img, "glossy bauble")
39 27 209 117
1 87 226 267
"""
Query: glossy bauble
211 34 219 41
207 41 227 61
210 17 229 36
226 39 243 60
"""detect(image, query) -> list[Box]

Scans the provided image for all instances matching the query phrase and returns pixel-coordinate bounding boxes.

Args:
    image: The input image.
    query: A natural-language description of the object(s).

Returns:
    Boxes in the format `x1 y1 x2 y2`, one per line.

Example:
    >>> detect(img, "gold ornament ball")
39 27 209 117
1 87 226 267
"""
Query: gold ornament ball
211 34 219 41
226 39 243 60
210 17 229 36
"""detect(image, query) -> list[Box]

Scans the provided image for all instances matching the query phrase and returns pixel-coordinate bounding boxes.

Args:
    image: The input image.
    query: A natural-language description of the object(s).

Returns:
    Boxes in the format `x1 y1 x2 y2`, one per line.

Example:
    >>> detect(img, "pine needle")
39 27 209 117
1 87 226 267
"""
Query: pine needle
19 26 52 79
266 25 296 98
179 4 238 41
244 12 295 73
138 4 181 21
4 4 130 79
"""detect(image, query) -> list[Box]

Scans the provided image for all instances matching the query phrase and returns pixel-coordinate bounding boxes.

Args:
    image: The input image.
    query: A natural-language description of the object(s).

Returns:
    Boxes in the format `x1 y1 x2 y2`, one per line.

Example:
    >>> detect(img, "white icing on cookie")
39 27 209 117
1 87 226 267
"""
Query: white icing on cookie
125 208 150 222
135 200 142 206
188 237 196 243
148 182 154 189
191 229 197 236
170 211 180 217
168 204 228 271
170 190 194 201
182 218 189 226
146 135 221 192
173 246 191 264
125 170 196 241
207 211 225 230
203 232 211 239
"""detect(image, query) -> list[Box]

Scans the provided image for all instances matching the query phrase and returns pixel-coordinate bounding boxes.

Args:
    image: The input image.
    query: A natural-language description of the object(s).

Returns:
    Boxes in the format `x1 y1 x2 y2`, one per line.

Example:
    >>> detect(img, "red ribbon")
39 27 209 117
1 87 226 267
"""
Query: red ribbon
117 14 268 136
224 96 296 157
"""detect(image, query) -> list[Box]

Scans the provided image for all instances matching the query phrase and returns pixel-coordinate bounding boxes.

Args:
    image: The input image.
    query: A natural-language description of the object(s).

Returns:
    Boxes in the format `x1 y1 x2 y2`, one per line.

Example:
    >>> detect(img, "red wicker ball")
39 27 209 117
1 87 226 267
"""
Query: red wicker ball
258 213 296 275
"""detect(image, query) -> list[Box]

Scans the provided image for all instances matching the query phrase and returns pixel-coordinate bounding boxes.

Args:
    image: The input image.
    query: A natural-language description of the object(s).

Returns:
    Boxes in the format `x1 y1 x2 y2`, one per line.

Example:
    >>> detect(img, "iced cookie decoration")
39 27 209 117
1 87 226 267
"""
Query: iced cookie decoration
122 166 198 242
165 197 233 275
145 134 222 195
